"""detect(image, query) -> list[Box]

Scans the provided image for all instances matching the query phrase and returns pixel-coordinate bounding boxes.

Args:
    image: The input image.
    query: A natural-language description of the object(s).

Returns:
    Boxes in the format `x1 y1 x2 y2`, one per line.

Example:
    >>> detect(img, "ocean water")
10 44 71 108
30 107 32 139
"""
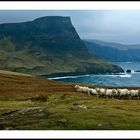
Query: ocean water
49 62 140 87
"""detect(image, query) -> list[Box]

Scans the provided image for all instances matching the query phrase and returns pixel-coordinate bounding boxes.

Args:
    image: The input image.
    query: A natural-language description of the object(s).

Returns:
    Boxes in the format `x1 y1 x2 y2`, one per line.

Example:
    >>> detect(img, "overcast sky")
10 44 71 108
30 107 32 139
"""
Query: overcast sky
0 10 140 44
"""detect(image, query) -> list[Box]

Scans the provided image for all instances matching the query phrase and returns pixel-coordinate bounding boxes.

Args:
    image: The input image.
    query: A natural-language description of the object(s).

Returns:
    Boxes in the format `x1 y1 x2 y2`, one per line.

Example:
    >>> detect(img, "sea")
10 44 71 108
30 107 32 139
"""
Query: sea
48 62 140 87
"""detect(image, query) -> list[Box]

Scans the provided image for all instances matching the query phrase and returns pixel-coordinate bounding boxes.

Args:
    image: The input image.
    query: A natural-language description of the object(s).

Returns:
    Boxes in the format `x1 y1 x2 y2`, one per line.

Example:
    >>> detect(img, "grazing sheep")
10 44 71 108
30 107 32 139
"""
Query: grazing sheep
138 90 140 100
75 85 90 96
75 85 140 100
89 88 98 96
105 89 113 99
117 89 129 99
95 88 100 92
74 85 78 88
98 88 106 98
112 89 118 99
74 85 81 92
80 86 91 96
129 90 139 100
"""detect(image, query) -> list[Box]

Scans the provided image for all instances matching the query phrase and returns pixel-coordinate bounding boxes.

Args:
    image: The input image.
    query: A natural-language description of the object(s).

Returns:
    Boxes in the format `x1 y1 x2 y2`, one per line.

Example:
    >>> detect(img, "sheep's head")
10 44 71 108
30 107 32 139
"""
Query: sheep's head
112 89 117 93
95 88 100 92
74 85 79 89
117 89 120 93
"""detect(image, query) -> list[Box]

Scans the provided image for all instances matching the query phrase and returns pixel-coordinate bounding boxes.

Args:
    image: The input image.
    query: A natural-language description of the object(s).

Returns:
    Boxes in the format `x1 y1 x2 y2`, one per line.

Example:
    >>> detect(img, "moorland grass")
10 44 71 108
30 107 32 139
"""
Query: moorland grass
0 70 140 130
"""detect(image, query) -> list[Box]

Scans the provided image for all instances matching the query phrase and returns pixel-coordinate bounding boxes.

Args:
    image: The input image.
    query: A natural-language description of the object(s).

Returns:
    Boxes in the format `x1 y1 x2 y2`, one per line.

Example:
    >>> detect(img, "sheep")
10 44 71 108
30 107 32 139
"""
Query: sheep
98 88 106 98
129 90 139 100
74 85 79 88
75 85 140 100
89 88 98 96
117 89 129 99
105 89 113 99
138 90 140 100
74 85 81 92
80 86 91 95
112 89 118 99
75 85 90 96
95 88 108 98
95 88 100 92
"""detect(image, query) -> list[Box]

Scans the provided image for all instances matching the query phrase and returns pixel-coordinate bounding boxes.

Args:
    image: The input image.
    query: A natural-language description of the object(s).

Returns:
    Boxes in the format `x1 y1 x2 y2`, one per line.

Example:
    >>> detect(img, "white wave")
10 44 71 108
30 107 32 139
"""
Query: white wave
107 74 131 78
48 73 132 80
118 74 131 78
91 74 131 78
48 74 89 80
131 70 135 74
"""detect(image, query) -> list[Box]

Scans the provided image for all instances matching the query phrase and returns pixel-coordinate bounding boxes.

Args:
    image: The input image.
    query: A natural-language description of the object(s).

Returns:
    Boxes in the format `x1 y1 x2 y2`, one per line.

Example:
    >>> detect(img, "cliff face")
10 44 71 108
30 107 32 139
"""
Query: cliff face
0 16 124 75
0 16 88 56
84 40 140 62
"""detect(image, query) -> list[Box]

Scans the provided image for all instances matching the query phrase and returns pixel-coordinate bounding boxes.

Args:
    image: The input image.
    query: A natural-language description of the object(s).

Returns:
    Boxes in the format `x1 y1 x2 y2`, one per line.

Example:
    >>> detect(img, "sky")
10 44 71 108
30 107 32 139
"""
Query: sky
0 10 140 44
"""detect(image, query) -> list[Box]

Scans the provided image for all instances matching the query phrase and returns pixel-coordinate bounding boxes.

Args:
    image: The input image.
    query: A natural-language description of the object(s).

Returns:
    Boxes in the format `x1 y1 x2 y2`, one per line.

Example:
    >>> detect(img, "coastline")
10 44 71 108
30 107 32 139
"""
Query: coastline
38 71 126 79
37 70 140 87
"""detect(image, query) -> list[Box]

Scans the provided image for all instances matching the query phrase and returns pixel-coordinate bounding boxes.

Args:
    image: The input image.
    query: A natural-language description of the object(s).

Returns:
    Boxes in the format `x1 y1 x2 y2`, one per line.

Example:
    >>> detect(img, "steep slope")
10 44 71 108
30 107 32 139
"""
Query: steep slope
84 40 140 62
0 16 123 75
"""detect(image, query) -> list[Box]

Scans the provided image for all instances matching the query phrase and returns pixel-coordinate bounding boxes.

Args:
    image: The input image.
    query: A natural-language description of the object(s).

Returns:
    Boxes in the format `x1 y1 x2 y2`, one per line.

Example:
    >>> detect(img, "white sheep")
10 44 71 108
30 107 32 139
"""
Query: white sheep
98 88 106 98
112 89 118 99
138 90 140 99
95 88 100 92
129 90 139 100
74 85 81 92
75 85 90 96
105 89 113 99
75 85 140 100
117 89 129 99
89 88 98 96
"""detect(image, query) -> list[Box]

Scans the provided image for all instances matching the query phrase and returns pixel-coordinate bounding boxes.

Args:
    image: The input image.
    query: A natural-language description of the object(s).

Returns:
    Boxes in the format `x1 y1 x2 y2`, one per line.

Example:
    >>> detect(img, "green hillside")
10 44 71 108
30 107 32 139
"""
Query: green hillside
0 16 124 75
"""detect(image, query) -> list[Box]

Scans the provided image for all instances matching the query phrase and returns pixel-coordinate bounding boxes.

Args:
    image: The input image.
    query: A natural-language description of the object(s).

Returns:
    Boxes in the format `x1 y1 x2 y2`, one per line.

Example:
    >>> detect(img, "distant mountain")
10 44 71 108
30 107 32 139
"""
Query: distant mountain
86 39 140 50
84 39 140 62
0 16 123 75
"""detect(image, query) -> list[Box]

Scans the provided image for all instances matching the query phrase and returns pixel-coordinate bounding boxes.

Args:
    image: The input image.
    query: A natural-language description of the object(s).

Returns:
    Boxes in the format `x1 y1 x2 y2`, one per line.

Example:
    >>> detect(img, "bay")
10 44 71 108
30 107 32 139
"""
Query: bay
49 62 140 87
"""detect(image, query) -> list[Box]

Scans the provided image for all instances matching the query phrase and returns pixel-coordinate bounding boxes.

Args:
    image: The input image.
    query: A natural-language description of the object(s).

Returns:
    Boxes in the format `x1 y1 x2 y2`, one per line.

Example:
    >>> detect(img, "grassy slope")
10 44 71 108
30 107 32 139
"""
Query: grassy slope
0 70 140 130
0 37 124 75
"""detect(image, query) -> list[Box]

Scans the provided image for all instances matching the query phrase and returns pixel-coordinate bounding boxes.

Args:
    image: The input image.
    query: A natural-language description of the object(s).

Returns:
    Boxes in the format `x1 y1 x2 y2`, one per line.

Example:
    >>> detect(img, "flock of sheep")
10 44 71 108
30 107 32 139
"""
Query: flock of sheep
74 85 140 100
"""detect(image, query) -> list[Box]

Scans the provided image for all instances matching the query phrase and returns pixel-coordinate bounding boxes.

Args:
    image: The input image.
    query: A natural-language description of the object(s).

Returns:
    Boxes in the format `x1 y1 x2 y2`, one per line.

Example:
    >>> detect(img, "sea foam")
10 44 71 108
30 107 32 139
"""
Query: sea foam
48 74 89 80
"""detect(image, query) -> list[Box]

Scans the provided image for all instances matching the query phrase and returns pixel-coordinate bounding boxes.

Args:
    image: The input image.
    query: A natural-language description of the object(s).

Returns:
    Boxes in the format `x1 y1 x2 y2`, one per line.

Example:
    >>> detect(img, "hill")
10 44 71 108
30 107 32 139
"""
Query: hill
84 40 140 62
0 16 123 75
0 70 140 130
86 39 140 50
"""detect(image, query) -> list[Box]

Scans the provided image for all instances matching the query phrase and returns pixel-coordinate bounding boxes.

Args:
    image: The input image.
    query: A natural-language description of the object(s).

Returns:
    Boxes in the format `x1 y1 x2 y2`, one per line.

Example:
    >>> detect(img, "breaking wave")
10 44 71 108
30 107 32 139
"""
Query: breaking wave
48 74 89 80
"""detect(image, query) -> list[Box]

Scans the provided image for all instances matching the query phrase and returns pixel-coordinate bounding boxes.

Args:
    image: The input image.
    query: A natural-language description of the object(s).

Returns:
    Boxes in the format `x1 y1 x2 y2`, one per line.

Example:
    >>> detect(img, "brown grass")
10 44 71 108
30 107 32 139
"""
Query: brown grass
0 70 140 130
0 71 139 99
0 70 139 100
0 70 78 99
